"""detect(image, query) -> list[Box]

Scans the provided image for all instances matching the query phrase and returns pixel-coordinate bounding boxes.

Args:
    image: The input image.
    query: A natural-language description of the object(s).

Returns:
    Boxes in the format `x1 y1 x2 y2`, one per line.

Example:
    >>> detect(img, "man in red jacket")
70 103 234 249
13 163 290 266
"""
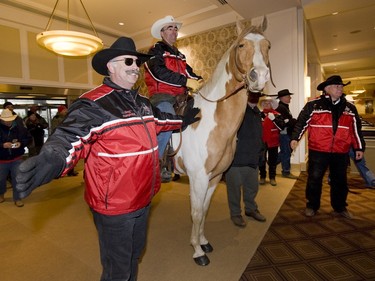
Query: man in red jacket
16 37 199 281
291 75 365 219
144 15 203 182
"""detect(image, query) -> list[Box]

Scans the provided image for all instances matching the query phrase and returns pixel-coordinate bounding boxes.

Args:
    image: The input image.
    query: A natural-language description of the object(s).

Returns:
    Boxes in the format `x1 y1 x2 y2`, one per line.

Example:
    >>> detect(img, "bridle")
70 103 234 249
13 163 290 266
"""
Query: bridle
195 74 262 103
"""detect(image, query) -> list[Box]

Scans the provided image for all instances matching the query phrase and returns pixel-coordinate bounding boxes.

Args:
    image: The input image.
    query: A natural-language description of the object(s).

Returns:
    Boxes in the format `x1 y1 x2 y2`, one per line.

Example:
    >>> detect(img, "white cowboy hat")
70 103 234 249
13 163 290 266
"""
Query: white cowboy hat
151 15 182 39
0 108 17 122
259 96 278 109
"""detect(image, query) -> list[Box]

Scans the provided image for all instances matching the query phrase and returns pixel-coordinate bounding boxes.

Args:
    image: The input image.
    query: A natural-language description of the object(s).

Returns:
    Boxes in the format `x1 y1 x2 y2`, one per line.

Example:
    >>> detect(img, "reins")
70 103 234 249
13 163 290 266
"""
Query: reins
196 80 247 103
167 78 255 158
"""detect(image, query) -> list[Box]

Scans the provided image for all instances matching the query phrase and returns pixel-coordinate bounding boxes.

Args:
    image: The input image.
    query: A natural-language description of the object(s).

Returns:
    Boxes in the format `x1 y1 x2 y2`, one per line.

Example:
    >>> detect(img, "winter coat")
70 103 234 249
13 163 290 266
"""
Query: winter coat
42 77 183 215
291 94 365 154
261 108 283 148
231 104 264 168
144 41 201 97
0 120 31 161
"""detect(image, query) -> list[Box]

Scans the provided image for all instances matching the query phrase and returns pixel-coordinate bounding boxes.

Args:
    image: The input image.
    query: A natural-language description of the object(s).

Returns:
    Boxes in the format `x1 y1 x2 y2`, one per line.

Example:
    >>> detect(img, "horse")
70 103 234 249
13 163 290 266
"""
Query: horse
171 18 272 266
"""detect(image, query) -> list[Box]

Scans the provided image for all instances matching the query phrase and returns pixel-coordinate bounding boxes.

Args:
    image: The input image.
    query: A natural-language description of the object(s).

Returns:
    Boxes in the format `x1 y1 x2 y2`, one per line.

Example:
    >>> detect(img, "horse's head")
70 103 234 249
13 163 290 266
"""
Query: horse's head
229 18 272 93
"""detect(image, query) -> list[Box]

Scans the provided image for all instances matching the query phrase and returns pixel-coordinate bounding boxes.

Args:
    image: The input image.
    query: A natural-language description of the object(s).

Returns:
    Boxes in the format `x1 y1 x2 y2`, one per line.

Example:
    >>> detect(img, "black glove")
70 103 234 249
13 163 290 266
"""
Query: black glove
182 107 200 129
16 147 65 199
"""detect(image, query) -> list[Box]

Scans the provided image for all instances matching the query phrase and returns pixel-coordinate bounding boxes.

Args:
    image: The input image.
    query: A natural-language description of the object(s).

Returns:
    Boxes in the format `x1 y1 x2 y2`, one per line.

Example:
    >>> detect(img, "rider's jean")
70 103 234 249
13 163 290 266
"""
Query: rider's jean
156 101 175 159
349 147 375 187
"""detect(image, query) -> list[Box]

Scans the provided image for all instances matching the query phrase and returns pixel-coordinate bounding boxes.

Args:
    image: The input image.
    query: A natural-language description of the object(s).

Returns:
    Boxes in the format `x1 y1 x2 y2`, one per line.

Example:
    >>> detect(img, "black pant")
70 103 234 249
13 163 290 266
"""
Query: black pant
259 145 278 179
306 150 349 212
92 205 150 281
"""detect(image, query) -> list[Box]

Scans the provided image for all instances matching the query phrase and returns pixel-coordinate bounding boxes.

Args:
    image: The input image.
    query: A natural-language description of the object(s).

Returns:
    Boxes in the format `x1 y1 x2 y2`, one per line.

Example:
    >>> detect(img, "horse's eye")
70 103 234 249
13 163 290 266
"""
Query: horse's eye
238 44 244 48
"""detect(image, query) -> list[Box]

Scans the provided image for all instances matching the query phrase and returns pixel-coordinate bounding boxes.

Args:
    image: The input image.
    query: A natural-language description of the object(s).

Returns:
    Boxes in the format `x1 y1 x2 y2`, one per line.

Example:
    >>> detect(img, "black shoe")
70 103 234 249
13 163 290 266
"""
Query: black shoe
245 210 266 222
231 215 246 227
172 174 180 181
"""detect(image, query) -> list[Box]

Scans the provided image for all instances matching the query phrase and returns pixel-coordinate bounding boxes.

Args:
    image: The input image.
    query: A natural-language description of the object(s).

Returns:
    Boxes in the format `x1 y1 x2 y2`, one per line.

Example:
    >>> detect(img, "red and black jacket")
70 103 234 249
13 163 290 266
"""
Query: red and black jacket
291 94 365 154
144 41 201 97
43 78 182 215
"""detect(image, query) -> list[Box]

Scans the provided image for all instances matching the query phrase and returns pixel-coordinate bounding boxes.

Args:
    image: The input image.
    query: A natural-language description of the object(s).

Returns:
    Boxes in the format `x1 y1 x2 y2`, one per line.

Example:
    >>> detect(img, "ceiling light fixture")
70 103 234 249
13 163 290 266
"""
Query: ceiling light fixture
350 78 366 95
36 0 103 57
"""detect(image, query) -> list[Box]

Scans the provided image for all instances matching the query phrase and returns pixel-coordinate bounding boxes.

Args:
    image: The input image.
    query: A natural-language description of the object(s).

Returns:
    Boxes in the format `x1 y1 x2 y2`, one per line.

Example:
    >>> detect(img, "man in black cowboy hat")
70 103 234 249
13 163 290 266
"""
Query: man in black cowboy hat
275 89 298 179
291 75 365 219
15 37 199 281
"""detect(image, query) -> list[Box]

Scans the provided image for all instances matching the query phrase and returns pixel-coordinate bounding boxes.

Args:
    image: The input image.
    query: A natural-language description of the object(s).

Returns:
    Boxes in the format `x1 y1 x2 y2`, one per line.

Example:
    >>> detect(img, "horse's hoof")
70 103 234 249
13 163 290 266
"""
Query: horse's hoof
194 255 210 266
201 243 213 253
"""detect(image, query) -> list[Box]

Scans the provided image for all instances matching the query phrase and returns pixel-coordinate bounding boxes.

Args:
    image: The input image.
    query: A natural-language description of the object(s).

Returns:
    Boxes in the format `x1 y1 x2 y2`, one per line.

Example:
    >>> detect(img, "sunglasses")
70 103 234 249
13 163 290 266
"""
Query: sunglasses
112 57 142 67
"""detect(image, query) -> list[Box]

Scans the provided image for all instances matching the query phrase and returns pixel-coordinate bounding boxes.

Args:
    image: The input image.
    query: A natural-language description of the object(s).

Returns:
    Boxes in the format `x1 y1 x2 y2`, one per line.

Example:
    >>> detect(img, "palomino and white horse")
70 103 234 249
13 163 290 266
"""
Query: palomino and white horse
172 19 272 266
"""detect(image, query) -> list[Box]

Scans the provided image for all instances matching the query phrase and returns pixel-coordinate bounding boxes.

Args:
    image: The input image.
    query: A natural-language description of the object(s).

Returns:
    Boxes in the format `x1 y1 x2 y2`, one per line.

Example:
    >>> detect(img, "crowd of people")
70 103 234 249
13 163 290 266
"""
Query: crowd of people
0 13 373 280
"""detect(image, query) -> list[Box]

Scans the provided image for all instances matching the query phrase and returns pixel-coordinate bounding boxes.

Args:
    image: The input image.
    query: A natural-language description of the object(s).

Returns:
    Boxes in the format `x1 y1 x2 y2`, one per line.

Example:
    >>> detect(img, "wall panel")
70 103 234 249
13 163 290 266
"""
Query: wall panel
28 31 59 81
0 25 22 78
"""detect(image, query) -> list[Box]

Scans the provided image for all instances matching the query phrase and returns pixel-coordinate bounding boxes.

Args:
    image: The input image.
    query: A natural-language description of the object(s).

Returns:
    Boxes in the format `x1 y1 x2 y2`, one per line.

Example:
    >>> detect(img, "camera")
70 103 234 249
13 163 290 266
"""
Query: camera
11 143 17 148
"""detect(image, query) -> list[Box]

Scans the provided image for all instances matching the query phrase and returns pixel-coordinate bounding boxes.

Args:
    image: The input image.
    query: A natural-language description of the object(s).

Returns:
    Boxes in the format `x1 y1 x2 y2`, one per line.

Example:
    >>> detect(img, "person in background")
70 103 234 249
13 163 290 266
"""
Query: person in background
349 147 375 188
225 92 266 227
3 101 27 127
291 75 365 219
259 96 284 186
144 15 203 183
25 105 48 133
15 37 199 281
0 109 31 207
25 112 45 156
344 95 375 188
275 89 298 179
51 105 68 134
51 105 78 176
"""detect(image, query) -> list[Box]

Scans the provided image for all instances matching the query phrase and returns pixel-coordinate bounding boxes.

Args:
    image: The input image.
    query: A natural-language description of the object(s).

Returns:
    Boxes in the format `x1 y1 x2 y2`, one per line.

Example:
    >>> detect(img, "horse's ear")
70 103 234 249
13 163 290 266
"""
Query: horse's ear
236 20 245 35
261 16 268 32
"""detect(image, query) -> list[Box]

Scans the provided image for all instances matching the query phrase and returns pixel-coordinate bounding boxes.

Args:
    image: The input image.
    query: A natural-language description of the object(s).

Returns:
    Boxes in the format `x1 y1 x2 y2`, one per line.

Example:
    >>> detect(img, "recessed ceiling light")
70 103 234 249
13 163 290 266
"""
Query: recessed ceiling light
332 12 339 15
118 22 124 26
333 48 338 51
15 95 36 98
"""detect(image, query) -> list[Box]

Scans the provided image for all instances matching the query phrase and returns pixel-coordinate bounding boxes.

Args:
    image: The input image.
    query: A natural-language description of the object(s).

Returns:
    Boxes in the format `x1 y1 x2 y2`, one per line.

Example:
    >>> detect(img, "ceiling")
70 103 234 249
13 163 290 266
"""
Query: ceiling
1 0 374 96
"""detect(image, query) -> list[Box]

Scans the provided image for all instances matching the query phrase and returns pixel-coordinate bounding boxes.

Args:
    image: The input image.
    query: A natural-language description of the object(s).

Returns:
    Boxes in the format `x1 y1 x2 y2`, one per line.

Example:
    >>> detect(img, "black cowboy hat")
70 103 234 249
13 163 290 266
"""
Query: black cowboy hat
92 37 152 76
277 89 294 99
317 75 351 91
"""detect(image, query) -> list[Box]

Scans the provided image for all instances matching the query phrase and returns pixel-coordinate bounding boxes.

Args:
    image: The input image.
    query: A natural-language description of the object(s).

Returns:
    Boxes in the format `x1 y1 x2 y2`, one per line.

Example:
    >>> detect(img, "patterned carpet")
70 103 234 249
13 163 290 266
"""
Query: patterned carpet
240 172 375 281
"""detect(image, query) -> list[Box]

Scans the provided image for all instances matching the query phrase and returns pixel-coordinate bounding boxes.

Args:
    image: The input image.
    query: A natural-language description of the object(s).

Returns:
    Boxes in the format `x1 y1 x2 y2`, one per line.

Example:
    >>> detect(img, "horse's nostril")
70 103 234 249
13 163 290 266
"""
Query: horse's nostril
249 69 258 81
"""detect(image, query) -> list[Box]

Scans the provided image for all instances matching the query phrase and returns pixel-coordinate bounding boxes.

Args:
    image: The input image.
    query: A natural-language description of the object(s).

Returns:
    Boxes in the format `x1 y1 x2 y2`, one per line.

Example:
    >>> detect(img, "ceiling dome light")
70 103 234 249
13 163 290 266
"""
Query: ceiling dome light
37 30 103 56
36 0 103 57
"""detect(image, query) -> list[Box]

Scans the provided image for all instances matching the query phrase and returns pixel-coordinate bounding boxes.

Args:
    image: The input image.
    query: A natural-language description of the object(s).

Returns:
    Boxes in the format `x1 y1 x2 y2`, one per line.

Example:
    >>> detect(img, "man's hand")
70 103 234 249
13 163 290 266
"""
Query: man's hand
355 151 364 160
268 113 275 121
182 107 200 129
186 79 203 92
16 148 65 199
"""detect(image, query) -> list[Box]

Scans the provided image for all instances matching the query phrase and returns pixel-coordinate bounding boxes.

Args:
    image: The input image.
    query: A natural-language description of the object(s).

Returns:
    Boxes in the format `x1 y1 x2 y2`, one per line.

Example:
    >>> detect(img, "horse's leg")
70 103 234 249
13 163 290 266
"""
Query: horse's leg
198 174 222 254
189 173 210 265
